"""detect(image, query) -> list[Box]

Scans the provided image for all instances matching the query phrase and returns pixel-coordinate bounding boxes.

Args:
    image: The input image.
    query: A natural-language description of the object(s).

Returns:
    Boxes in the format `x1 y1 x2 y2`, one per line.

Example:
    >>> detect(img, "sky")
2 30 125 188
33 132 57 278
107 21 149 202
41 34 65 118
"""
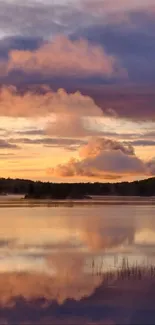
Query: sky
0 0 155 182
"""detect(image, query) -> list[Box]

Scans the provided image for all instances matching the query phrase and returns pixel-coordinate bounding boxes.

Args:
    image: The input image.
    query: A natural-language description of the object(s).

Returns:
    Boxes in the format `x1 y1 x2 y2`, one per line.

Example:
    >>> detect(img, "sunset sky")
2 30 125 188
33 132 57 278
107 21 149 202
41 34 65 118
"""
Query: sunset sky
0 0 155 182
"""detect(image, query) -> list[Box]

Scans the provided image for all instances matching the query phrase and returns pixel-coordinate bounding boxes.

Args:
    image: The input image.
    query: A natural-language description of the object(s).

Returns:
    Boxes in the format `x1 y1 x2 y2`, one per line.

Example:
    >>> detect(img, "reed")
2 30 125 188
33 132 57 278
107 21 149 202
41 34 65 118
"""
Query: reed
91 256 155 284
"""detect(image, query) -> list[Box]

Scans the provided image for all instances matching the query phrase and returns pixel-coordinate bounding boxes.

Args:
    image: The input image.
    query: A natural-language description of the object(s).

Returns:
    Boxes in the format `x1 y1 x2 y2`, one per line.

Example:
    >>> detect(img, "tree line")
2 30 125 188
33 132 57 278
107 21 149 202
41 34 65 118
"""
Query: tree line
0 177 155 198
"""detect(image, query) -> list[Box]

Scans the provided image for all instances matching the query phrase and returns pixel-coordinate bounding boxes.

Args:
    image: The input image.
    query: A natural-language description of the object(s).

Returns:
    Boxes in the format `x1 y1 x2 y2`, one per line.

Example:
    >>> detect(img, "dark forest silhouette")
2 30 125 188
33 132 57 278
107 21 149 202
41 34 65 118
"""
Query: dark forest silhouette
0 177 155 199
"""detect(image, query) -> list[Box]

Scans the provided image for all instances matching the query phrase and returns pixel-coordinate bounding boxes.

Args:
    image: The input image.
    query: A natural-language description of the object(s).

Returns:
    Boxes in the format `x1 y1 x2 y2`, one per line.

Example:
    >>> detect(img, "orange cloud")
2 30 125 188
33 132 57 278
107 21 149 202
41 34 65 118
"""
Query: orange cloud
0 86 102 118
49 137 152 179
0 86 106 137
79 137 134 158
5 36 125 79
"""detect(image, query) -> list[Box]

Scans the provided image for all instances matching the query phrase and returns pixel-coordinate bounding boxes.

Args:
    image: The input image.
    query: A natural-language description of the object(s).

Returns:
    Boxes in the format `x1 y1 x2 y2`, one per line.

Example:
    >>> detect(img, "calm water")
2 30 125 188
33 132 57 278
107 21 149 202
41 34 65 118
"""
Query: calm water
0 198 154 274
0 198 155 324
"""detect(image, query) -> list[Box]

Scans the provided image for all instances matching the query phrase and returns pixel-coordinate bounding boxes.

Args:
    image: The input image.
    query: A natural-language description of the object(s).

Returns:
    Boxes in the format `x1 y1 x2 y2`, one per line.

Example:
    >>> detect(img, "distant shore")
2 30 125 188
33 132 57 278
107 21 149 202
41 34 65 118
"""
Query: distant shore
0 195 155 207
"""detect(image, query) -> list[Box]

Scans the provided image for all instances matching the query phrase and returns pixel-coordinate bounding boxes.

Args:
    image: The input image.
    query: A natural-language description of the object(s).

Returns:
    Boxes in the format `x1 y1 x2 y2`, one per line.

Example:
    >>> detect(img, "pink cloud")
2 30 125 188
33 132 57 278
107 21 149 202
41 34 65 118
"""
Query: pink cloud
0 86 107 137
0 86 102 118
2 36 126 79
49 137 152 179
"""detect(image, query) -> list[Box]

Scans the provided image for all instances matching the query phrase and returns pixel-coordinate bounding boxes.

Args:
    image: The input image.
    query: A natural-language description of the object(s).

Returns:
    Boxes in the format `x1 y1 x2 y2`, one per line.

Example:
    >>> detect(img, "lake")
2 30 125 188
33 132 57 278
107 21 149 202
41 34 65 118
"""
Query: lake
0 198 155 324
0 199 155 273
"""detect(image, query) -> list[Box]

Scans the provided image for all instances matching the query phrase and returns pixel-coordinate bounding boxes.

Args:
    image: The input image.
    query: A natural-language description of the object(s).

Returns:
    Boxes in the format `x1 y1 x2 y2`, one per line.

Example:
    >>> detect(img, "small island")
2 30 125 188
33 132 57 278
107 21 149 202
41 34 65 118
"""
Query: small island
25 192 91 200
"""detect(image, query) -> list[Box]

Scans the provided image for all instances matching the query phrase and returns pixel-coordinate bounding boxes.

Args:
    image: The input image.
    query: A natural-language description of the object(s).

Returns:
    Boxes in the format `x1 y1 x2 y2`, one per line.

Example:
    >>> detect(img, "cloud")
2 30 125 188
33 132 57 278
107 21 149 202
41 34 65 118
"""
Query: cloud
79 137 134 158
91 131 155 142
129 140 155 147
72 3 155 83
9 137 86 150
0 86 102 118
0 86 107 138
2 84 155 124
0 0 154 86
81 0 155 32
0 36 43 59
83 0 155 15
146 159 155 176
1 85 154 139
0 139 19 149
0 1 76 38
76 85 155 122
16 129 45 136
0 0 154 41
50 137 147 179
46 114 104 138
0 36 125 81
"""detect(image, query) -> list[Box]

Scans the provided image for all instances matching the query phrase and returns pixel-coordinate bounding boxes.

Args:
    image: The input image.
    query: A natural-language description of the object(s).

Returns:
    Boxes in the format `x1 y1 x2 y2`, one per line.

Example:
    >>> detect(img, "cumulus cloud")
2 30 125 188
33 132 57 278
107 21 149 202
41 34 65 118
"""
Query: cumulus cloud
0 86 102 117
0 86 107 137
50 137 147 179
1 36 125 80
79 137 134 158
0 0 154 87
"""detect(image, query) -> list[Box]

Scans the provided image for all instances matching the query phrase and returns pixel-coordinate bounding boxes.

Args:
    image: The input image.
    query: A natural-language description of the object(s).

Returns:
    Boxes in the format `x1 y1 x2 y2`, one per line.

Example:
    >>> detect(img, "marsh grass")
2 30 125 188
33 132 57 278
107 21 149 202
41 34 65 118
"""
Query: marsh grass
91 256 155 284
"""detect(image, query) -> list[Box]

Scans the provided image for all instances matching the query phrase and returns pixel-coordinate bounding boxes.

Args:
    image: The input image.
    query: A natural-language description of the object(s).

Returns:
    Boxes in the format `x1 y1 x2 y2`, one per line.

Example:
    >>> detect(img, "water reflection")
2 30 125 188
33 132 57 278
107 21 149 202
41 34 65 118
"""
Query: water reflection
0 204 155 270
0 202 154 323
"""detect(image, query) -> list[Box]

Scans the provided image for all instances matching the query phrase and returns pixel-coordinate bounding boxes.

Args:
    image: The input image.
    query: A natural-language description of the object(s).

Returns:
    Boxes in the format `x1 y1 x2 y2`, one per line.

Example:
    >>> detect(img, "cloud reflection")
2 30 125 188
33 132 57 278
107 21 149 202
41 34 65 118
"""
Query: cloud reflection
0 205 154 323
0 205 155 257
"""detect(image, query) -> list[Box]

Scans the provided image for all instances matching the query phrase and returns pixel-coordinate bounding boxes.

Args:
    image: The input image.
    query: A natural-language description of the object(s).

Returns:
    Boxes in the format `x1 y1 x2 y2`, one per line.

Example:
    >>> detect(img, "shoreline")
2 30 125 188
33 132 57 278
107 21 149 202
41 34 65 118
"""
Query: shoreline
0 198 155 207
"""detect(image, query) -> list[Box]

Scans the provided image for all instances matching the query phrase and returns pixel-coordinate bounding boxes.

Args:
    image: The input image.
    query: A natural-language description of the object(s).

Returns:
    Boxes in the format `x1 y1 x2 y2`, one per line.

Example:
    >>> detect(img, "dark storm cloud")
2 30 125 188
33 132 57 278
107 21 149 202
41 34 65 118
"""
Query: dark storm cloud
75 85 155 121
72 11 155 82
